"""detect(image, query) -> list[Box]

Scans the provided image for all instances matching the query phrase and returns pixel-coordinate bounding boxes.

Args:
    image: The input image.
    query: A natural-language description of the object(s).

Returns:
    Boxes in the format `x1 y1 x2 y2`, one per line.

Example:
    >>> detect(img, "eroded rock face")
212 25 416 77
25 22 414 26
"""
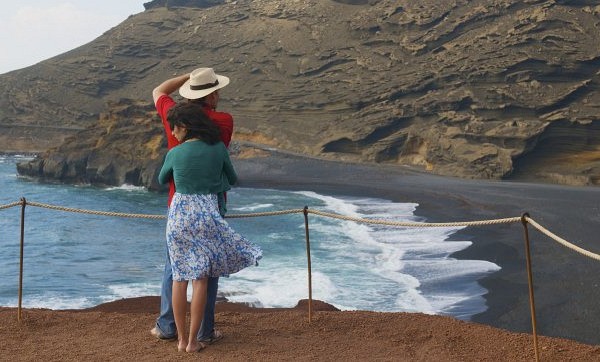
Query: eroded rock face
3 0 600 186
16 100 167 190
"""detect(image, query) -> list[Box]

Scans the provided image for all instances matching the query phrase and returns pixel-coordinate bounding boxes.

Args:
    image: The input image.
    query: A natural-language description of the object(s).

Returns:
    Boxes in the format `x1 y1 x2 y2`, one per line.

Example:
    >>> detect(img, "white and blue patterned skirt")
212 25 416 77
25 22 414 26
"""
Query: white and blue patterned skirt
166 192 262 281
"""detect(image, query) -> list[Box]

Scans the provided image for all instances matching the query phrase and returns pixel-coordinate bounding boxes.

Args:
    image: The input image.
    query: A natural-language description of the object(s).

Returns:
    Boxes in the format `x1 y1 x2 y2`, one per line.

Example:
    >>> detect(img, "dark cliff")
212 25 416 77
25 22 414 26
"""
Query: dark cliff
2 0 600 186
14 99 166 189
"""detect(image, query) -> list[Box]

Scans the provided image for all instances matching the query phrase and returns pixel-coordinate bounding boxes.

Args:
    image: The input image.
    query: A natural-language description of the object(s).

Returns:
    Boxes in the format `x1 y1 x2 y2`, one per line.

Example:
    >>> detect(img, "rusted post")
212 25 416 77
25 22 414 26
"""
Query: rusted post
18 197 27 322
303 206 313 323
521 213 540 362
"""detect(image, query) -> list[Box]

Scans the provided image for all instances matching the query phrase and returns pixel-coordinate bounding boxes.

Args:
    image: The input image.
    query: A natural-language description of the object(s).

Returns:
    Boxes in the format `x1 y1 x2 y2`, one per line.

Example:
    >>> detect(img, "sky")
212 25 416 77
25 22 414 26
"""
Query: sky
0 1 145 74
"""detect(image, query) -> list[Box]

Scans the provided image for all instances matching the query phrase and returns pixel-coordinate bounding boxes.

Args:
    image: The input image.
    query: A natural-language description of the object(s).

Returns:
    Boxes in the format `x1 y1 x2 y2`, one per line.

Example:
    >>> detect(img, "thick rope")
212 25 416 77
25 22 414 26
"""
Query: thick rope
307 209 521 228
226 209 305 218
0 201 22 210
26 201 166 219
3 199 599 262
524 216 600 261
25 201 305 219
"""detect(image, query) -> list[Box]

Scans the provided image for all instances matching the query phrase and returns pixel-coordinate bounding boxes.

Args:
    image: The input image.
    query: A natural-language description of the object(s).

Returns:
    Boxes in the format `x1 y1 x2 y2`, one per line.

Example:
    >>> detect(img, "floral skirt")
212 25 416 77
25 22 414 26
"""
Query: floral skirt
166 193 262 281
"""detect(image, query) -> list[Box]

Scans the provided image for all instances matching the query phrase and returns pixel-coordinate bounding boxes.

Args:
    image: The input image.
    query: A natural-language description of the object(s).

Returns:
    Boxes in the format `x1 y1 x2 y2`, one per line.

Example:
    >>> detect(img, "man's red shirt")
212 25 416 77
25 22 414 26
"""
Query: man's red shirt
155 94 234 205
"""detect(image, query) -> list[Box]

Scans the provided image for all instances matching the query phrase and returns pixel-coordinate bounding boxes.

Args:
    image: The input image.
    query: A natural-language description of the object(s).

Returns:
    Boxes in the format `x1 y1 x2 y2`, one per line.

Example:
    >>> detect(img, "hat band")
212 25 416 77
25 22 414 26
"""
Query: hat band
190 80 219 91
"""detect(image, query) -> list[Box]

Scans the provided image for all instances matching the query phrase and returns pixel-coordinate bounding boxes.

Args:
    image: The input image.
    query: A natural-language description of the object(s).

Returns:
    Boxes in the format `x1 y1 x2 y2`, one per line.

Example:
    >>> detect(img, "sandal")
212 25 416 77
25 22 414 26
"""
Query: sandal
198 329 224 345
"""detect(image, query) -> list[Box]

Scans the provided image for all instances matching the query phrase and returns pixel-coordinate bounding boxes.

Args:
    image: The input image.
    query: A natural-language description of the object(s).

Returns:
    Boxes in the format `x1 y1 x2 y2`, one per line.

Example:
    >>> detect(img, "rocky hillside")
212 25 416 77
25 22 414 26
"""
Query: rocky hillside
2 0 600 186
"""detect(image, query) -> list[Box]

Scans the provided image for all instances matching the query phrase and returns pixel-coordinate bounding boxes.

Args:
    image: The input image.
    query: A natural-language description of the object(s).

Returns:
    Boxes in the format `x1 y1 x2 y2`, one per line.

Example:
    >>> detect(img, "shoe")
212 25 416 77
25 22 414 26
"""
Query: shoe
150 326 177 341
198 329 223 344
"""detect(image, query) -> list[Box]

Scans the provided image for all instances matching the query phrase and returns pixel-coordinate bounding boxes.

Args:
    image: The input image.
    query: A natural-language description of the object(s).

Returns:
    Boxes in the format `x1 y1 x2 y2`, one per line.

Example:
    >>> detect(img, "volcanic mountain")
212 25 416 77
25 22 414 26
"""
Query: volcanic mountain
1 0 599 187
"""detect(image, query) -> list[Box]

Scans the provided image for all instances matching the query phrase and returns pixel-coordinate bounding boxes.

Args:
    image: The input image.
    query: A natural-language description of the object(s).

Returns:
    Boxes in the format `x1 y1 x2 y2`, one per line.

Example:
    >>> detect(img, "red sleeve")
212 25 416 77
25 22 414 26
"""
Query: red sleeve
155 95 180 150
155 95 179 206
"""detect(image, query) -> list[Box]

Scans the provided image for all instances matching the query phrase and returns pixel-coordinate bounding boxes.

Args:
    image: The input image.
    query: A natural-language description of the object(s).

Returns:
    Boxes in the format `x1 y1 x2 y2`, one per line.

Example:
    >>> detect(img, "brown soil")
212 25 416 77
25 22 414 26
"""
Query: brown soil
1 297 598 361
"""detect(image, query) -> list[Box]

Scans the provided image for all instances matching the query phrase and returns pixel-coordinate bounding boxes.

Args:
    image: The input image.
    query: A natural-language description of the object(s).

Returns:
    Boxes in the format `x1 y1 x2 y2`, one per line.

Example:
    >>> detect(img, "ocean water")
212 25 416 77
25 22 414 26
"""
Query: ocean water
0 155 499 320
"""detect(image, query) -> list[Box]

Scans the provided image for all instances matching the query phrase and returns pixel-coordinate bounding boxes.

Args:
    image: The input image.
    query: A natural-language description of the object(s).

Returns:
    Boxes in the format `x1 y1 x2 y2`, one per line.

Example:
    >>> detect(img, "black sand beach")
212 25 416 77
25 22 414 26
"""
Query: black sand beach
233 151 600 346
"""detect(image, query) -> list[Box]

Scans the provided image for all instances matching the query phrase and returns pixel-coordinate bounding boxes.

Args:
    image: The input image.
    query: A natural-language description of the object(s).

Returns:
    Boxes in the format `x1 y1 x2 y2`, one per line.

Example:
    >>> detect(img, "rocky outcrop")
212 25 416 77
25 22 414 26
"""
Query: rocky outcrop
16 100 167 190
3 0 600 186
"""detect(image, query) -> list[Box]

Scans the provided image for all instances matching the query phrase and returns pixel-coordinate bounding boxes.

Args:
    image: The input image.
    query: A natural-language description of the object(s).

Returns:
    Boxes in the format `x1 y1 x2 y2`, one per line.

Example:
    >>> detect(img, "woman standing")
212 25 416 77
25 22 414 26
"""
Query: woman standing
158 102 262 353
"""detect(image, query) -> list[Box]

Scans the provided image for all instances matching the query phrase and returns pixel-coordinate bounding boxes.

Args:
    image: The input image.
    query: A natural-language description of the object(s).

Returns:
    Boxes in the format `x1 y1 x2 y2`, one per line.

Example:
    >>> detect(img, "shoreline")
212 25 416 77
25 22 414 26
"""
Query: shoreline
3 151 599 346
232 152 600 346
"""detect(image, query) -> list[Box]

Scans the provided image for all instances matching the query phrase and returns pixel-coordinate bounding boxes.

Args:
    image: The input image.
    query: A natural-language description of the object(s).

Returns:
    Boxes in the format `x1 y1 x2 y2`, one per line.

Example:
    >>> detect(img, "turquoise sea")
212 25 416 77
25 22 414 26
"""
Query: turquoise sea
0 155 500 320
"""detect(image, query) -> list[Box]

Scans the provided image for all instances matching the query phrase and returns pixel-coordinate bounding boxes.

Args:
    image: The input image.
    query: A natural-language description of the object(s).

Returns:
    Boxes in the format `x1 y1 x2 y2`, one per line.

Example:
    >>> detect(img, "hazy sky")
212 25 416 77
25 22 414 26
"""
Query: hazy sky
0 1 145 74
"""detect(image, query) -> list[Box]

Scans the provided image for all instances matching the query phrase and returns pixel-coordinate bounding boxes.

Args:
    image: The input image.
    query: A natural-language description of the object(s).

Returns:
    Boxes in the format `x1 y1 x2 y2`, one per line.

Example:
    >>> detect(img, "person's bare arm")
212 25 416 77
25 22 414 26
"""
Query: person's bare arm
152 73 190 105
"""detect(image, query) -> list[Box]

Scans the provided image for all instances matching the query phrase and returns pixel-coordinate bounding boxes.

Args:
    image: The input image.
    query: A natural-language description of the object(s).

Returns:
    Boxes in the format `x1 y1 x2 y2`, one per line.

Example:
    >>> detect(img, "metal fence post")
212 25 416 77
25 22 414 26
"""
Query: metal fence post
521 213 540 362
303 206 313 323
18 197 27 322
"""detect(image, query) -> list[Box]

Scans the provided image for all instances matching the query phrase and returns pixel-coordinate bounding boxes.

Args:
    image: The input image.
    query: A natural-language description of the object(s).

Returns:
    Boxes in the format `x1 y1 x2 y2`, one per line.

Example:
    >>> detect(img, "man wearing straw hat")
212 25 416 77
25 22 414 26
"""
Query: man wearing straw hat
150 67 232 345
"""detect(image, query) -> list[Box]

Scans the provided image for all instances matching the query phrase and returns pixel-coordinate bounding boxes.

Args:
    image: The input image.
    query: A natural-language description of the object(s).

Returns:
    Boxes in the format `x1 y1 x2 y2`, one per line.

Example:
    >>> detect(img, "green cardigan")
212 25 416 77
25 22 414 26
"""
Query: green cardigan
158 140 237 212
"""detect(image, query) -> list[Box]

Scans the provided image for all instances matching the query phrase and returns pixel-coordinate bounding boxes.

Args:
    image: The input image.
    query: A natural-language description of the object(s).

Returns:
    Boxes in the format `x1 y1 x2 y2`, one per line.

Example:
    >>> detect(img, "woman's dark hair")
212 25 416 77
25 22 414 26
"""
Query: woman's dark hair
166 103 221 144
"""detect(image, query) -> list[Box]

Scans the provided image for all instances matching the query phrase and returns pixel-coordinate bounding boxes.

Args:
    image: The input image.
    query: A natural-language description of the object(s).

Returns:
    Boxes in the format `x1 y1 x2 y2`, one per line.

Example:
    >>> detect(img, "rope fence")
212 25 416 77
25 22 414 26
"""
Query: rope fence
2 197 599 362
0 201 21 211
3 200 597 260
307 209 523 228
523 216 600 262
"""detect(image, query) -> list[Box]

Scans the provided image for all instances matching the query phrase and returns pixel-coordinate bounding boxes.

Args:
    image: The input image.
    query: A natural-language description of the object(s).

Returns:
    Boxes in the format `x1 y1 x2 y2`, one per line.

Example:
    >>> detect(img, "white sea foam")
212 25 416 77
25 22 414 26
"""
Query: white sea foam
107 283 161 300
232 203 275 212
19 294 96 310
5 282 162 310
104 184 147 192
0 154 33 162
276 190 501 316
219 268 337 308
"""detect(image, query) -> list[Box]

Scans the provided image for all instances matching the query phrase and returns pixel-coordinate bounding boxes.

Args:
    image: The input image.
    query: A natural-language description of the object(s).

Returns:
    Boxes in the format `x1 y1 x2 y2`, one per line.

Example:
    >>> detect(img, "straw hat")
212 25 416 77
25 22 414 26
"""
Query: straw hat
179 67 230 99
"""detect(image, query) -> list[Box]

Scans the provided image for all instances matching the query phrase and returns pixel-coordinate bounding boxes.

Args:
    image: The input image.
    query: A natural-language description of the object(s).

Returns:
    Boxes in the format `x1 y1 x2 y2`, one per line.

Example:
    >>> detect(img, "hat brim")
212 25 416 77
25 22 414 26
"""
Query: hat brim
179 74 230 99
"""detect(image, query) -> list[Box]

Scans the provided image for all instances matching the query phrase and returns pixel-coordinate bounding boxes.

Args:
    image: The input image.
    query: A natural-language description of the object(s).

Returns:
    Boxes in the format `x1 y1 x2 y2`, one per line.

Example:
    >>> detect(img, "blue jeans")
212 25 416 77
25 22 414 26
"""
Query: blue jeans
155 249 219 340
